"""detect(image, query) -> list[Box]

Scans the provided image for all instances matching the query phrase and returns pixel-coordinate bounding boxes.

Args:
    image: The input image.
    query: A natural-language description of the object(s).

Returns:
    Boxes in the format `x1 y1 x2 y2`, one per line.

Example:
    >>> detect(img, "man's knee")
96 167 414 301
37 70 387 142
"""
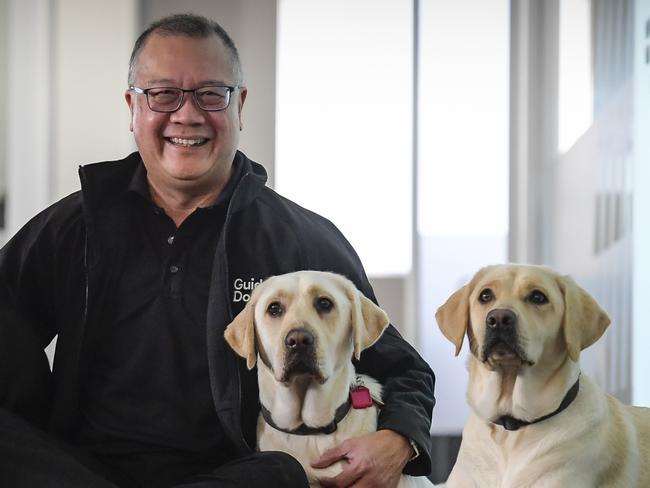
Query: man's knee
0 408 117 487
250 451 309 488
173 450 309 488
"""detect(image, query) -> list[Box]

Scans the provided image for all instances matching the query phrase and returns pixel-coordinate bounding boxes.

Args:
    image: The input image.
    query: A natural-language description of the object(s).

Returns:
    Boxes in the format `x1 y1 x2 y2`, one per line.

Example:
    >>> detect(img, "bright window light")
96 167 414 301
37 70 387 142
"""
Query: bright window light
558 0 593 153
276 0 413 277
418 0 510 237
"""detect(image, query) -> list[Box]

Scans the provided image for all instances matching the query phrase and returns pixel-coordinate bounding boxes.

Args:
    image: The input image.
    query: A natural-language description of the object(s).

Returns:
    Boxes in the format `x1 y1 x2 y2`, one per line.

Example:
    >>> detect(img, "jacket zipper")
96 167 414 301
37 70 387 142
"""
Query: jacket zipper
222 171 253 453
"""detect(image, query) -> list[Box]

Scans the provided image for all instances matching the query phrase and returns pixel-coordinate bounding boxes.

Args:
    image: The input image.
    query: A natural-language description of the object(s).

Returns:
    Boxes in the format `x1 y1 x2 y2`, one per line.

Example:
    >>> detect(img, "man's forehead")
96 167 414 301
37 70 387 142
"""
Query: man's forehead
133 33 234 83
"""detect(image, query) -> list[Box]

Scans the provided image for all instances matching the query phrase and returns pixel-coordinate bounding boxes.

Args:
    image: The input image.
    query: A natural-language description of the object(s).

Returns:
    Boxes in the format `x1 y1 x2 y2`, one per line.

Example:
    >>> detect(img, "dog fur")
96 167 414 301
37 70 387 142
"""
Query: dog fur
225 270 432 487
435 264 650 487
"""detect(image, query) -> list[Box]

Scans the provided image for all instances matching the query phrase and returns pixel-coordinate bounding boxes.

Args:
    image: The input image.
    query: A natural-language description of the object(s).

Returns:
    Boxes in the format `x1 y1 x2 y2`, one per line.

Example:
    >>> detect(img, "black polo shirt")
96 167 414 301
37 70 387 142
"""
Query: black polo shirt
77 159 244 486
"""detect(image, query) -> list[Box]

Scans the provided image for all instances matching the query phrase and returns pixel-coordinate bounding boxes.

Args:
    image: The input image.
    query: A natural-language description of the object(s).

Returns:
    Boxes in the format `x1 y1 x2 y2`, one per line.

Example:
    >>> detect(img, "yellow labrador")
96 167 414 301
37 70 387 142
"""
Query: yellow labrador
435 264 650 487
225 270 433 487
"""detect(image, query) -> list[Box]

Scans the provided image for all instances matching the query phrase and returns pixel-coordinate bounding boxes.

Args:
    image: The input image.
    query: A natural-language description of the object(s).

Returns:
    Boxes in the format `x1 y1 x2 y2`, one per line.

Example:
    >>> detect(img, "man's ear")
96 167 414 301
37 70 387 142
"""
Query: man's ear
436 285 471 356
557 275 610 362
237 87 247 131
225 299 257 369
124 89 135 132
345 282 389 360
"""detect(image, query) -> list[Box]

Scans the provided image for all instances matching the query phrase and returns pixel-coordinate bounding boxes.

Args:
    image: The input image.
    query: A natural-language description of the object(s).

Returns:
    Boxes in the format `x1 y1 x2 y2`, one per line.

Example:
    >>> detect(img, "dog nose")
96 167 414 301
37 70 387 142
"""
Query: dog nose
486 309 517 331
284 328 315 351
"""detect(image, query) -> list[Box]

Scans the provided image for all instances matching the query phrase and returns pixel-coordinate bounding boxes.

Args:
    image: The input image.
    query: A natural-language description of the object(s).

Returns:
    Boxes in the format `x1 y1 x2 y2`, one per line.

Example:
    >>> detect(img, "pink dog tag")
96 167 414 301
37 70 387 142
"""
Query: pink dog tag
350 386 373 409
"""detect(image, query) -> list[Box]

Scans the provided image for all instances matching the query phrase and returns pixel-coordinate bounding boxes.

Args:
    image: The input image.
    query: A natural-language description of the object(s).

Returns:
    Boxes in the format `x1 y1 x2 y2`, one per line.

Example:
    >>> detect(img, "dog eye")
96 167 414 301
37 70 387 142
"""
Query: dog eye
478 288 494 303
314 296 334 313
267 301 284 317
528 290 548 305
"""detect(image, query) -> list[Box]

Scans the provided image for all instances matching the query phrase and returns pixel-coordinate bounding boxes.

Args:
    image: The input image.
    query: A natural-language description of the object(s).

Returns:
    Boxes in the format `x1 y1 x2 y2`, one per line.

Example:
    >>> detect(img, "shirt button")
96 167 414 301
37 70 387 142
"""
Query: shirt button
170 265 179 274
167 235 175 245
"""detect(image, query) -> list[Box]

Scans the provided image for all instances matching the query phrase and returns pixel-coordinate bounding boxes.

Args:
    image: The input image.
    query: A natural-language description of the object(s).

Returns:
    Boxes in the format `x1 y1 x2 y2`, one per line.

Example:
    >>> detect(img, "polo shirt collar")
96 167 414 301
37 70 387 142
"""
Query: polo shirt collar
127 157 246 210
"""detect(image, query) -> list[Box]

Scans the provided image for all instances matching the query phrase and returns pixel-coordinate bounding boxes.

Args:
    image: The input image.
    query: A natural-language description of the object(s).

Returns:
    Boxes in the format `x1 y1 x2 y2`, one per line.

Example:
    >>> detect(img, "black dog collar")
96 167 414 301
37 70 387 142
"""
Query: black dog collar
260 397 352 435
493 376 580 431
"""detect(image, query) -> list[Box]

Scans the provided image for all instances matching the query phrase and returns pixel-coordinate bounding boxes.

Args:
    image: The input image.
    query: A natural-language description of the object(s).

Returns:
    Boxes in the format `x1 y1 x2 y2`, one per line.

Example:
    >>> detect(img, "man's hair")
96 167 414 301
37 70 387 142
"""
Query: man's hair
128 13 243 85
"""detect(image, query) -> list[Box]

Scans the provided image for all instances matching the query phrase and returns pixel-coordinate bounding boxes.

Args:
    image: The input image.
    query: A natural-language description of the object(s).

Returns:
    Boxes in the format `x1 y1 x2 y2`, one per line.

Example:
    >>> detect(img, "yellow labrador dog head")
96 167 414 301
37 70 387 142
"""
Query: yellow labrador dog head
225 271 389 385
436 264 610 370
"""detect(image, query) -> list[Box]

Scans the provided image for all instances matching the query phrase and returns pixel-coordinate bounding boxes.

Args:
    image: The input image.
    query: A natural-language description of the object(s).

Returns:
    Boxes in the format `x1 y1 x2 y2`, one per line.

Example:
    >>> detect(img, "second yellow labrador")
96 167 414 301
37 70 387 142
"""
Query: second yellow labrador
436 264 650 487
225 270 433 487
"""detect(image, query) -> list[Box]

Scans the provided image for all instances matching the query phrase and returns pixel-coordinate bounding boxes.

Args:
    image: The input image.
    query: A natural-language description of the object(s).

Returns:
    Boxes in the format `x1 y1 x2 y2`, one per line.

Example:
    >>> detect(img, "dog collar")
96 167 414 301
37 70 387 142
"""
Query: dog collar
260 396 352 436
260 378 377 436
493 376 580 431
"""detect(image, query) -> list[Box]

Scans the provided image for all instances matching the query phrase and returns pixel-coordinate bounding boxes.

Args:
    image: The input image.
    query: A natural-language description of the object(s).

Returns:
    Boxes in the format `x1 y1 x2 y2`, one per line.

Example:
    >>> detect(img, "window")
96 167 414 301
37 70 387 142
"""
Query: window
276 0 413 276
558 0 593 152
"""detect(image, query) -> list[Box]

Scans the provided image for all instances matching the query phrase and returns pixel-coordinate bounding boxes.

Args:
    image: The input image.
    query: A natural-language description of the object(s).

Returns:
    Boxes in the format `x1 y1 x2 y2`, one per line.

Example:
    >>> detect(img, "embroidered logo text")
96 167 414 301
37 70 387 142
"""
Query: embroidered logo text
232 277 264 303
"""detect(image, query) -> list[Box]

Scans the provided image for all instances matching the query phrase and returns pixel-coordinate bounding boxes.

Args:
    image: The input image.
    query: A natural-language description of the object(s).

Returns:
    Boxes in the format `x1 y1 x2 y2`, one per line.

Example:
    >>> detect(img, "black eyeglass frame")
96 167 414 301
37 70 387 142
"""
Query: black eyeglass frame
129 85 239 113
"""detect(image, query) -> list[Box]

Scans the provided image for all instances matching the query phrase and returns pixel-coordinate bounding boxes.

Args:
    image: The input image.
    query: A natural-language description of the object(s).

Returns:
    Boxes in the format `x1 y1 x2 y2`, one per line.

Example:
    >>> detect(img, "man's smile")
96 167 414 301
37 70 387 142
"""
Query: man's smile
165 136 209 147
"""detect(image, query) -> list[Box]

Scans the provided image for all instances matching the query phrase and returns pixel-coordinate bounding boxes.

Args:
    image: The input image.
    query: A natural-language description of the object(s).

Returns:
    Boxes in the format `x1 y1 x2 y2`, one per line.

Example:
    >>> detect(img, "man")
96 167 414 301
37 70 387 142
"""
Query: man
0 14 435 488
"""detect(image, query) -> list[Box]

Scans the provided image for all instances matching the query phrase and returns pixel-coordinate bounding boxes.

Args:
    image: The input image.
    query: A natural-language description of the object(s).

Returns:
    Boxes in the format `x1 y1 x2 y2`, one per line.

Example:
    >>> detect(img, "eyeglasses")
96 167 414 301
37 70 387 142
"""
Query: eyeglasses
129 85 239 112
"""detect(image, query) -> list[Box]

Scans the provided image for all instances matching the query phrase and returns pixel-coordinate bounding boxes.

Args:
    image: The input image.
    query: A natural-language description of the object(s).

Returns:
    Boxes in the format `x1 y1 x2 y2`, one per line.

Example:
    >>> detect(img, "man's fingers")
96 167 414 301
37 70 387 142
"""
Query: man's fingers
311 442 349 468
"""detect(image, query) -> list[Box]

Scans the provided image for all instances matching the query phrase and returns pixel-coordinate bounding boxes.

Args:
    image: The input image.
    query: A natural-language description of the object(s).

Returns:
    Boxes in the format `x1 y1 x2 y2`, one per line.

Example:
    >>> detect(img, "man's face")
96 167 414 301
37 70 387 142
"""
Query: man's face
125 34 247 192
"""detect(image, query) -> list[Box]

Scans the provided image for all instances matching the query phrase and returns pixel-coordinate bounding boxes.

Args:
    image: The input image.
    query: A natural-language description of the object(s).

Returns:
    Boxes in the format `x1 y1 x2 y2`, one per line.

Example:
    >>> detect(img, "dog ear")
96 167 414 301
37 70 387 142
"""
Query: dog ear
224 300 257 370
435 285 471 356
557 275 610 362
347 285 390 360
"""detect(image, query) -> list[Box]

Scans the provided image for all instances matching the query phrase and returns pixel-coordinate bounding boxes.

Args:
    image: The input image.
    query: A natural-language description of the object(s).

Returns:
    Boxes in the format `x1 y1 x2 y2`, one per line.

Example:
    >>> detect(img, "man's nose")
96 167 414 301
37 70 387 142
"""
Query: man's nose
170 94 206 123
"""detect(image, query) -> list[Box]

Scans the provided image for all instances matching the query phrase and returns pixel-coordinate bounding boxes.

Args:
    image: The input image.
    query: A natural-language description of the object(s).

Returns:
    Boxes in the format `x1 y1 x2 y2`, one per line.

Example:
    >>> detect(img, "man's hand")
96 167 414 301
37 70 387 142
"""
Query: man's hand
311 429 413 488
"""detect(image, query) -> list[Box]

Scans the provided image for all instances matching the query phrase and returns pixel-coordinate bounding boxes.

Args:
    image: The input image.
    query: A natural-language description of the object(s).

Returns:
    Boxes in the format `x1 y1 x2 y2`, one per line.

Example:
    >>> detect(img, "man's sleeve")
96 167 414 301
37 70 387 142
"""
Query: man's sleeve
0 215 60 427
355 324 435 476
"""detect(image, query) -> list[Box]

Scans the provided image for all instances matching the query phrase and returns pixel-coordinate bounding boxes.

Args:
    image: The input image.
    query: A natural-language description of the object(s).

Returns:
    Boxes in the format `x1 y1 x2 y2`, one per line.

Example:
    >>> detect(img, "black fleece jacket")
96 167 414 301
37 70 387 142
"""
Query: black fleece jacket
0 151 435 475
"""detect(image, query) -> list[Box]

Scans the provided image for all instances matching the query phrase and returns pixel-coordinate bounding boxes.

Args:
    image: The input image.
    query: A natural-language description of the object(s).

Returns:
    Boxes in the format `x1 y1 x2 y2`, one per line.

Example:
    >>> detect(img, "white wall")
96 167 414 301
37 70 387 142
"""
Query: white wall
0 0 7 208
5 0 137 239
53 0 137 199
632 0 650 407
6 0 54 237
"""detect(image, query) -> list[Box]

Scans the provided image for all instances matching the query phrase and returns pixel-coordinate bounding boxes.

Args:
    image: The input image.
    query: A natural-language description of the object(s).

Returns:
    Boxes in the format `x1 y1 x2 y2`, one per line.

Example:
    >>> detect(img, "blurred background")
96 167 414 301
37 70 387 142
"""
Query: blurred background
1 0 649 482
